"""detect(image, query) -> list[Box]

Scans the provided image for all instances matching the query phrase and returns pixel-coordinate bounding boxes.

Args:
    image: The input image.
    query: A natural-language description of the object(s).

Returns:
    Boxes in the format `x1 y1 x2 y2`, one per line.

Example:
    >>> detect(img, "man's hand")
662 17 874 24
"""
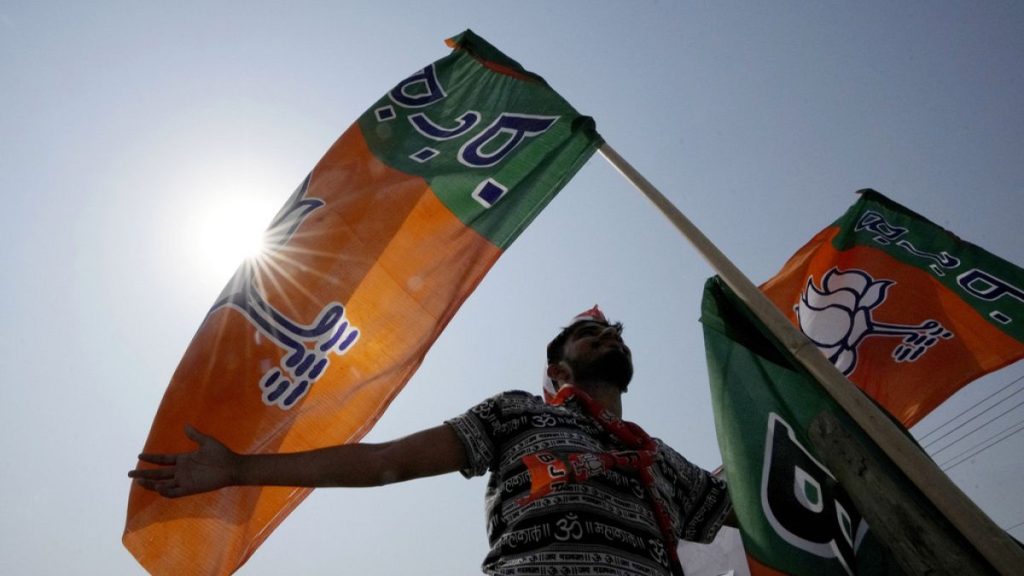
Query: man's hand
129 425 239 498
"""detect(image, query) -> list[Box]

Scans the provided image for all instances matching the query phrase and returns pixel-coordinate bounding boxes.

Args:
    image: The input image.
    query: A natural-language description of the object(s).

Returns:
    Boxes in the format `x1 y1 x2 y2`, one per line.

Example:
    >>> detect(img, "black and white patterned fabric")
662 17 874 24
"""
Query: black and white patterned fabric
446 390 731 576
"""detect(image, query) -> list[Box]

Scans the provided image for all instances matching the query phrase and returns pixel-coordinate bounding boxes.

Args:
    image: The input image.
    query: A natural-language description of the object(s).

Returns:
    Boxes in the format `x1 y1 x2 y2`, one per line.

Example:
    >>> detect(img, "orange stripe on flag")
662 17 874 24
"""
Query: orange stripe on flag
746 553 793 576
761 226 1021 427
124 125 501 575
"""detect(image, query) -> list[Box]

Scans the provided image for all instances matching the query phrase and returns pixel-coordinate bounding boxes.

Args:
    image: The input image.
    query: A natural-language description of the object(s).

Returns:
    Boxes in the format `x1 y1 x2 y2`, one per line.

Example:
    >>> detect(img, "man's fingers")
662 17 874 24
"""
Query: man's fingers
158 485 191 499
185 424 208 445
128 467 175 480
137 453 178 465
133 477 175 492
137 424 207 466
133 475 195 499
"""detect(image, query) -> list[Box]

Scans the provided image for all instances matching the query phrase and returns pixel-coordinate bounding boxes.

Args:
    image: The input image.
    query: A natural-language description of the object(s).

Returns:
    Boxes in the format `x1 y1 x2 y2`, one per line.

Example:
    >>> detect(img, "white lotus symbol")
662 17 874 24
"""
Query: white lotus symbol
797 268 953 376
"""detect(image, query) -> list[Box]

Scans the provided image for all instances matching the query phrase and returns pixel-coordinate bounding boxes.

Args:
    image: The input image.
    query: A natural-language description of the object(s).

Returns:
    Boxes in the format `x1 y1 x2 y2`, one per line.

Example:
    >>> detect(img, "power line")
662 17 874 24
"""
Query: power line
940 422 1024 471
918 372 1024 443
926 396 1024 455
939 421 1024 471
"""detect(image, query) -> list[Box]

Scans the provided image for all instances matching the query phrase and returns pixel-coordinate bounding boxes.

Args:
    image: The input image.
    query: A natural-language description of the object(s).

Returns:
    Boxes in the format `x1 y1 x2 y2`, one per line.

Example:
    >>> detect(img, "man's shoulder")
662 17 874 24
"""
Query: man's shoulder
464 389 551 418
478 389 544 404
651 438 720 482
651 437 689 465
500 389 539 399
492 389 547 409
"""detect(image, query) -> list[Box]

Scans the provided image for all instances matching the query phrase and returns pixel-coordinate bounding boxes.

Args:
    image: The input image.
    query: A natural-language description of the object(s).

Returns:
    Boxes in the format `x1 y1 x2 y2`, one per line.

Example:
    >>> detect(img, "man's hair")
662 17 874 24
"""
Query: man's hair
546 320 622 365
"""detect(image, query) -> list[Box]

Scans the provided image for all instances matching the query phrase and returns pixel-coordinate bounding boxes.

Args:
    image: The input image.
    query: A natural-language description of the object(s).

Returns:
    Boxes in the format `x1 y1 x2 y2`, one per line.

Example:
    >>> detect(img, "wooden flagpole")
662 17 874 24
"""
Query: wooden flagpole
598 142 1023 574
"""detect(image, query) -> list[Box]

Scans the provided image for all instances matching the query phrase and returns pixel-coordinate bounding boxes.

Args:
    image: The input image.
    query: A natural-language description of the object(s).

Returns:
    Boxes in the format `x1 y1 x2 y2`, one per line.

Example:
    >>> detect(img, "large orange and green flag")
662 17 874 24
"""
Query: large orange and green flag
760 189 1024 427
123 30 600 575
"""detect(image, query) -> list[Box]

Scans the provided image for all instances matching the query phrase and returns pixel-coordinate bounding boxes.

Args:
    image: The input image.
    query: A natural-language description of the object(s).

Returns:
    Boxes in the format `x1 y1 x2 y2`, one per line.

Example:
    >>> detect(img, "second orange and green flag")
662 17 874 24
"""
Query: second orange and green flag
761 189 1024 427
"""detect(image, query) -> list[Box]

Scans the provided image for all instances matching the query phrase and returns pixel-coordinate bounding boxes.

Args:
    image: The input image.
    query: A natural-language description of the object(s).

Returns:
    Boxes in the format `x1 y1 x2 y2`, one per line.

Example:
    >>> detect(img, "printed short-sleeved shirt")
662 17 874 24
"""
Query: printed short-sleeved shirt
445 390 731 576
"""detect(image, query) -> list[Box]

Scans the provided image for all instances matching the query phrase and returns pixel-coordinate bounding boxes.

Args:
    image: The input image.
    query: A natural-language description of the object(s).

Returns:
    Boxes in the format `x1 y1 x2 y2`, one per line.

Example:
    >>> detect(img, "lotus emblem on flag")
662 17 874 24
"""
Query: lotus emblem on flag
797 268 953 375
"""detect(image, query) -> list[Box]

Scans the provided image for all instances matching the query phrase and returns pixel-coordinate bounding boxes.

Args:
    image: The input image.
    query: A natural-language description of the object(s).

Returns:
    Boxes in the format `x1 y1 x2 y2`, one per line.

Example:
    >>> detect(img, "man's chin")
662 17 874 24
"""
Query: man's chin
592 351 634 390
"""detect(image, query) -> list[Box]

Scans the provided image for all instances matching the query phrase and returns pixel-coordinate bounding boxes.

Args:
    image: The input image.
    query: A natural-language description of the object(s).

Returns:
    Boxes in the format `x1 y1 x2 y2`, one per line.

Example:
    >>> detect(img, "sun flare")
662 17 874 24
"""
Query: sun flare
190 191 281 283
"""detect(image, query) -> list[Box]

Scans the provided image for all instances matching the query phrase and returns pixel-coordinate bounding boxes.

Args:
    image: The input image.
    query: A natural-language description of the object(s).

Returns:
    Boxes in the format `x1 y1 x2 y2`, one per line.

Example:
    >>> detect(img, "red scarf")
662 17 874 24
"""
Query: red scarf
519 386 683 575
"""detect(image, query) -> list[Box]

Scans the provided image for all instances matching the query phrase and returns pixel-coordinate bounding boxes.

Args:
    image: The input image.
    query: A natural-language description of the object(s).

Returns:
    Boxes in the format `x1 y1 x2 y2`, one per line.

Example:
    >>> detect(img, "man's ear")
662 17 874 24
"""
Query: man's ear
546 363 571 388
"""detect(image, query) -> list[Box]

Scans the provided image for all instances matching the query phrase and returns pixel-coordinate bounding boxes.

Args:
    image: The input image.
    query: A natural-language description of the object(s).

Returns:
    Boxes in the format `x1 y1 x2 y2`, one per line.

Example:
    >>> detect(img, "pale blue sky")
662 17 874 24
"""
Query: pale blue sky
2 2 1022 574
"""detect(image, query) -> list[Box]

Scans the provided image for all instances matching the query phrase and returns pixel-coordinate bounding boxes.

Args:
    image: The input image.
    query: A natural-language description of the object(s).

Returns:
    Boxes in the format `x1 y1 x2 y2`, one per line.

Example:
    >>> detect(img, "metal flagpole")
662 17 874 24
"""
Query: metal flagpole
598 142 1023 575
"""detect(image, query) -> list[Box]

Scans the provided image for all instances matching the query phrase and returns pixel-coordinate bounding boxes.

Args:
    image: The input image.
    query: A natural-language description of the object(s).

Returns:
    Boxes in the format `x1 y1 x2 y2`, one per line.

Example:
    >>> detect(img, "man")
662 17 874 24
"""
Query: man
130 306 732 575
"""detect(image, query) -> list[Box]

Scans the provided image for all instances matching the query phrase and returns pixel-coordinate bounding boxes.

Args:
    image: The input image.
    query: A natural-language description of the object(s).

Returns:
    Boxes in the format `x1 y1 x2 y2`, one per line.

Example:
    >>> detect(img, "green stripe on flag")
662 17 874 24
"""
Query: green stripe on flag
831 189 1024 343
446 29 545 83
358 31 601 249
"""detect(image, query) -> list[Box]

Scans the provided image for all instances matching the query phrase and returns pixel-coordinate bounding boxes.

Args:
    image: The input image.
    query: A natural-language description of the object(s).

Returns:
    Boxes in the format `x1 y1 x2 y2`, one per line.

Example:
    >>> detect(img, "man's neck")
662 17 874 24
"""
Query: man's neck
571 380 623 419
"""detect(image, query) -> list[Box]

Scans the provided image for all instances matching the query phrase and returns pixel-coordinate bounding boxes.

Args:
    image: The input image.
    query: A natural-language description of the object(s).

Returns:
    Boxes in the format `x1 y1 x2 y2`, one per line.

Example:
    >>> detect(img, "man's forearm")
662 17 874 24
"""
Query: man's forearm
232 425 466 488
234 443 392 488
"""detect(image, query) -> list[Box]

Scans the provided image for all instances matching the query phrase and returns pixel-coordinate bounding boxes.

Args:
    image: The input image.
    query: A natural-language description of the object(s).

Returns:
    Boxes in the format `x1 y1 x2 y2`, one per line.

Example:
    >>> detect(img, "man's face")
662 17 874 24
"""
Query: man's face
561 321 633 390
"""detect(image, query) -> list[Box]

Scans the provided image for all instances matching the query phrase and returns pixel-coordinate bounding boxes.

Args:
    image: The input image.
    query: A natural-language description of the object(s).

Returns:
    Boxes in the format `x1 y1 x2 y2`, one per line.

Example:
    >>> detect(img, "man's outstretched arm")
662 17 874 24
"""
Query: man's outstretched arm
128 424 467 498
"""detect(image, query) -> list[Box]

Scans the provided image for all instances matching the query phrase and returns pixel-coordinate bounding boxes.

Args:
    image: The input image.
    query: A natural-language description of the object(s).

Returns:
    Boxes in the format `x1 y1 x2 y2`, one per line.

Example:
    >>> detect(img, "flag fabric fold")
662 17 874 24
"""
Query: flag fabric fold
702 276 910 575
124 29 600 575
760 189 1024 427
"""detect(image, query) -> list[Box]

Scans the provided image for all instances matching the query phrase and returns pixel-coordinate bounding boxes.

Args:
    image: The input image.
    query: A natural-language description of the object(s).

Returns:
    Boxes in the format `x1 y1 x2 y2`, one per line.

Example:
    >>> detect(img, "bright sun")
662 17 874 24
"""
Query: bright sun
192 192 280 283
